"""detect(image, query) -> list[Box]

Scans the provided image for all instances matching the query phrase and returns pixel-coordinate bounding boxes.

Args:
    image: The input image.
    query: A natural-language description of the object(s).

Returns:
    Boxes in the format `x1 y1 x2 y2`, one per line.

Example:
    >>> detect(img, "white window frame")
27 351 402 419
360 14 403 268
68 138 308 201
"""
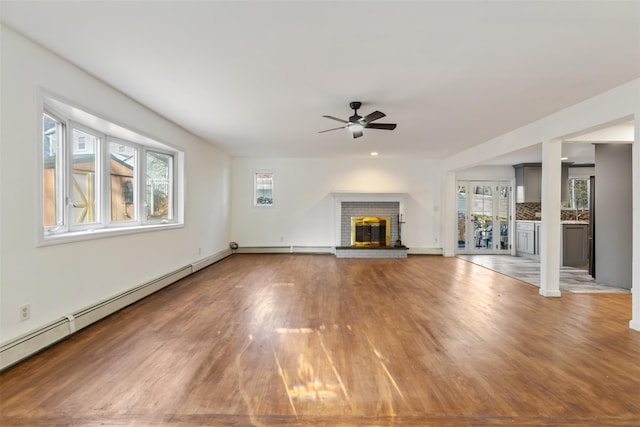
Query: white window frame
68 121 103 231
107 136 140 226
39 95 183 246
144 149 176 224
253 170 275 207
42 110 66 231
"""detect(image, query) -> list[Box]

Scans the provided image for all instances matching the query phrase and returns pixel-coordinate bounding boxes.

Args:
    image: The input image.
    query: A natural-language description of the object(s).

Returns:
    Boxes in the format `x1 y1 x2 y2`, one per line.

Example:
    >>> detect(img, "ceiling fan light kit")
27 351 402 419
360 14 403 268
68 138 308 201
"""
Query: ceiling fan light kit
319 101 397 139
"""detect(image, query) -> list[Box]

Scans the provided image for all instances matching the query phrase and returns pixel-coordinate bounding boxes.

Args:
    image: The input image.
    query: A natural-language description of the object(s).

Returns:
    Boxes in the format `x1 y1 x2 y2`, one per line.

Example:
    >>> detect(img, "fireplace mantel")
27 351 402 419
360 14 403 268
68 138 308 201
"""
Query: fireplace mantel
331 192 408 202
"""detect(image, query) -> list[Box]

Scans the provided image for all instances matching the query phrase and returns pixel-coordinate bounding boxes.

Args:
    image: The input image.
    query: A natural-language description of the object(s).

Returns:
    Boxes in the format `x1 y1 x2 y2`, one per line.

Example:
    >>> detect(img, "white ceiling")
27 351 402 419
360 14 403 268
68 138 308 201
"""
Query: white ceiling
1 1 638 161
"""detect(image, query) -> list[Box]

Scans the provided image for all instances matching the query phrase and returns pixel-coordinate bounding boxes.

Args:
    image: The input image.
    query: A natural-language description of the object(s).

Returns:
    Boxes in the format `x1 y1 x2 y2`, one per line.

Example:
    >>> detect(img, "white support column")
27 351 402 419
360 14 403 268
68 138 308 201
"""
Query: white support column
540 139 562 297
442 171 457 257
630 120 640 331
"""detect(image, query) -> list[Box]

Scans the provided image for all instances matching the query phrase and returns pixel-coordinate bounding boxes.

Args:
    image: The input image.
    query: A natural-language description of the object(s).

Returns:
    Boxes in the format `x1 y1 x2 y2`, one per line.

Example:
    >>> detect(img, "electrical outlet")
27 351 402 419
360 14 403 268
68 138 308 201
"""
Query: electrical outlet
198 247 202 255
19 304 31 321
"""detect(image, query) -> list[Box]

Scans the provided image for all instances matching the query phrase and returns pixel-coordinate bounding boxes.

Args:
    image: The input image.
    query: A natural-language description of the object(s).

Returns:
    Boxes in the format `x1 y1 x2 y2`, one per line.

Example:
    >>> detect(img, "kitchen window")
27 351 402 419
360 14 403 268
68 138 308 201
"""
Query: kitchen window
562 178 590 210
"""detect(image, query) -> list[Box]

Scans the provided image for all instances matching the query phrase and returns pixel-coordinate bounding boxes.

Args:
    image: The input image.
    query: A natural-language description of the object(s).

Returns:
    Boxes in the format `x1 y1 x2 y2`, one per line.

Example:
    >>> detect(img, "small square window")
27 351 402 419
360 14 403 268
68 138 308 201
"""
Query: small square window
254 172 274 206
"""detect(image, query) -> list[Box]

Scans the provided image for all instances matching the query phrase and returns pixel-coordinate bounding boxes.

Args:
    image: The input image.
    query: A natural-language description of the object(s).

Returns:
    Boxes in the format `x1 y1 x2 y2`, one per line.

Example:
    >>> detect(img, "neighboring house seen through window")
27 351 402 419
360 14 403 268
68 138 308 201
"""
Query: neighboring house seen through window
41 98 182 244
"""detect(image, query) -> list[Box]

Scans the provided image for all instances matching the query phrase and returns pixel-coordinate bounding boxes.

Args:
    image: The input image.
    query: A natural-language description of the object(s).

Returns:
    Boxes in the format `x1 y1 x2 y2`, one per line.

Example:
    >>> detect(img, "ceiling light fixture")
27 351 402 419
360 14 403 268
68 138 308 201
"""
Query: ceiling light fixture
348 123 364 133
370 151 378 156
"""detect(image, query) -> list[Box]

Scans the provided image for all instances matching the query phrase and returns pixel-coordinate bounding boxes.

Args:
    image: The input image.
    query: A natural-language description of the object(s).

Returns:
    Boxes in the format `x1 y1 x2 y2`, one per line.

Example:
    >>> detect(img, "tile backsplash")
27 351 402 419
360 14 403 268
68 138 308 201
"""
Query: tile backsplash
515 202 589 221
516 203 541 220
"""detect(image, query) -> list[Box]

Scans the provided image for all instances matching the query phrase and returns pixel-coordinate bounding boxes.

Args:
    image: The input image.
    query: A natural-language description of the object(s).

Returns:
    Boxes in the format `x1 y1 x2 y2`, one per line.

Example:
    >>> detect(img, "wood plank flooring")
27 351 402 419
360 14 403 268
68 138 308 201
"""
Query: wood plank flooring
1 254 639 426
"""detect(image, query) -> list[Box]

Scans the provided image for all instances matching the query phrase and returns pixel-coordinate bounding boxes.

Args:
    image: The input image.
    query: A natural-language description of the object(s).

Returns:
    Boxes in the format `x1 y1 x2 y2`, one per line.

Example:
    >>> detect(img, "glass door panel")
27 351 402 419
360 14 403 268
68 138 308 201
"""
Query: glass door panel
457 185 467 249
457 181 511 254
472 184 493 250
498 185 510 250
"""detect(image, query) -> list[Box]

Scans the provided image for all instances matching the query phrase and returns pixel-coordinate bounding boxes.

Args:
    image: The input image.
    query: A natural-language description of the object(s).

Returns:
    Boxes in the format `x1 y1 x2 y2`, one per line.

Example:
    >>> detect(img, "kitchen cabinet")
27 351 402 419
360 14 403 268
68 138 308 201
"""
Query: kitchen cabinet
516 221 535 255
514 163 569 203
561 164 569 203
562 223 589 267
514 164 541 203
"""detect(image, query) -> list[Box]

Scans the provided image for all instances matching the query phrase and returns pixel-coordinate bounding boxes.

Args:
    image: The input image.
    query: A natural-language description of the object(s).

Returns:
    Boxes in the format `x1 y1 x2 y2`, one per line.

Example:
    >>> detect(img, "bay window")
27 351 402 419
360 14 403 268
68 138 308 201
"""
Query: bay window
40 97 183 244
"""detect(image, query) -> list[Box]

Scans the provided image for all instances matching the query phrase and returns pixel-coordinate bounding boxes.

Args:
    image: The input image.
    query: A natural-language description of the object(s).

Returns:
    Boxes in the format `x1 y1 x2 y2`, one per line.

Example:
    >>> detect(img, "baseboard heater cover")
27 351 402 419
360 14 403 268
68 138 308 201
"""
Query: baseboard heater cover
0 318 70 372
72 265 193 331
407 247 443 255
191 249 232 272
0 250 231 371
235 246 333 254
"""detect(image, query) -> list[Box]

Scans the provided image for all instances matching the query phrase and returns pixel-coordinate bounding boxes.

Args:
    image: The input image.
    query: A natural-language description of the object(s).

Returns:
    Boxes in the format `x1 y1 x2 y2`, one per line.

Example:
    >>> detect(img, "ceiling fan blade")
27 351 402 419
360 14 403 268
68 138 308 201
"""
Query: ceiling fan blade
318 125 346 133
352 128 364 138
322 115 348 123
366 123 397 130
362 110 385 123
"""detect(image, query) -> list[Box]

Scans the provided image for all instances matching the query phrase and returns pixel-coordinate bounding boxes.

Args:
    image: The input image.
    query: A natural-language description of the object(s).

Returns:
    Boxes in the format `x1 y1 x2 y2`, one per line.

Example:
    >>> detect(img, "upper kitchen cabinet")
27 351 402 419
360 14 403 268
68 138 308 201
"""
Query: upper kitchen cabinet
514 163 541 203
514 163 570 203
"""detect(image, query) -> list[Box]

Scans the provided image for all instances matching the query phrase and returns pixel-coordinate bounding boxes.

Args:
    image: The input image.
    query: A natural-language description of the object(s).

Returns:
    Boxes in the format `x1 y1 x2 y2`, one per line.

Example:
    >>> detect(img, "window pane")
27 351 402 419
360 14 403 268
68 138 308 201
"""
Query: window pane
574 178 589 210
43 114 60 227
71 129 99 225
457 185 466 249
109 142 137 222
146 151 172 220
472 185 493 249
498 185 510 250
255 172 273 206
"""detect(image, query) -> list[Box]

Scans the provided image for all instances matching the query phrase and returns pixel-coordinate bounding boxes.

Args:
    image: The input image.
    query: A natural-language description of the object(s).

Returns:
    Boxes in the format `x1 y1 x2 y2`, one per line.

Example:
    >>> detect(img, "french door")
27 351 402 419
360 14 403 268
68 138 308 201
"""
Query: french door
457 181 512 254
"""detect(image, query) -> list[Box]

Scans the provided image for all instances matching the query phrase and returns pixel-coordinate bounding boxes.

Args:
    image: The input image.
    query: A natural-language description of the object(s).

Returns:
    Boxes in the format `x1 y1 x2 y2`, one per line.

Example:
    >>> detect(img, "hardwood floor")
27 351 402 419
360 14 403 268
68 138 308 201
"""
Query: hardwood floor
1 254 639 426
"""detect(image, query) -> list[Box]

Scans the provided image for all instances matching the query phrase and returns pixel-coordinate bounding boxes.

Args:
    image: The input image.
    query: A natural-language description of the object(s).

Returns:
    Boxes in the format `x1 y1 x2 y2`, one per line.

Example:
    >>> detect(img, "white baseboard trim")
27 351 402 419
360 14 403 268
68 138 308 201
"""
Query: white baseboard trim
407 247 443 255
630 319 640 332
290 246 333 254
192 249 232 272
235 246 333 254
0 249 232 371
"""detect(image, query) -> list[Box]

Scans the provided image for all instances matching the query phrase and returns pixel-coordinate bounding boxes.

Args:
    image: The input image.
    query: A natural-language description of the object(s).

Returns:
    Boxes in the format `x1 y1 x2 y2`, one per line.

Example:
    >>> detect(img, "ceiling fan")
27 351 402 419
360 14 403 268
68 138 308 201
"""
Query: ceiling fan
319 101 397 138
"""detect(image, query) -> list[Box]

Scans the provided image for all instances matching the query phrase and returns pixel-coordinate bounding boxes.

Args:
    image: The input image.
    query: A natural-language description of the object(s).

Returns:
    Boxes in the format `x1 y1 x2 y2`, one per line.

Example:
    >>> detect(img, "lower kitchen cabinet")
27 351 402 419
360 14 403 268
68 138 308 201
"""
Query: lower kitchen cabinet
516 222 535 255
562 223 589 267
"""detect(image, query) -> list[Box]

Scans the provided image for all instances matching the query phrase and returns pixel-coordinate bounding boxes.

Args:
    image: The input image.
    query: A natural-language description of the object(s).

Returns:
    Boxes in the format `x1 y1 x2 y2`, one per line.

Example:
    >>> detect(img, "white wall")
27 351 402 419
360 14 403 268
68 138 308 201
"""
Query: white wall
231 158 443 251
455 165 515 181
0 26 232 343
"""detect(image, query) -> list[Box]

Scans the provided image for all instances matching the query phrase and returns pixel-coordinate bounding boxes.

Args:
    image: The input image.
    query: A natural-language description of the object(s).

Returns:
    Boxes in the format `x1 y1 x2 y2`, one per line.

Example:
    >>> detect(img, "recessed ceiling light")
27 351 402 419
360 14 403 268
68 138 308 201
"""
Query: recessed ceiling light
370 151 378 156
561 157 569 161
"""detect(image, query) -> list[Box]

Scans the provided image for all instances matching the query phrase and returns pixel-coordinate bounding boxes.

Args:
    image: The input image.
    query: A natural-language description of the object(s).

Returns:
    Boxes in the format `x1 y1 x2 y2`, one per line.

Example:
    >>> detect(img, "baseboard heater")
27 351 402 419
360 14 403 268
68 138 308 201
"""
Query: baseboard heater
0 249 231 371
235 246 333 254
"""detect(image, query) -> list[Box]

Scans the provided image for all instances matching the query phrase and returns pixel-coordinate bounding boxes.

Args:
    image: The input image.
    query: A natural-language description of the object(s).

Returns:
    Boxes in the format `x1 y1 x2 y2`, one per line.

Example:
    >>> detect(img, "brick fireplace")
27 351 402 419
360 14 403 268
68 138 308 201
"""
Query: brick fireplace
332 193 407 258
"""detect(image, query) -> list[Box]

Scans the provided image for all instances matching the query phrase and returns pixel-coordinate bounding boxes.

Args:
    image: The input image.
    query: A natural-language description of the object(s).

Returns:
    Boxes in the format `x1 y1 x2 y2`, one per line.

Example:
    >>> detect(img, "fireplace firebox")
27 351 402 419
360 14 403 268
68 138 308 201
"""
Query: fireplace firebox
351 216 391 246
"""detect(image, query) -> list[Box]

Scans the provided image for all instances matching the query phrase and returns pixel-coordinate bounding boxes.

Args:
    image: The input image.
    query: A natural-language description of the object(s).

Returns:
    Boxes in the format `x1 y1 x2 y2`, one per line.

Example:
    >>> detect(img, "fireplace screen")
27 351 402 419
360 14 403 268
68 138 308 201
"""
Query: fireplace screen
351 216 391 246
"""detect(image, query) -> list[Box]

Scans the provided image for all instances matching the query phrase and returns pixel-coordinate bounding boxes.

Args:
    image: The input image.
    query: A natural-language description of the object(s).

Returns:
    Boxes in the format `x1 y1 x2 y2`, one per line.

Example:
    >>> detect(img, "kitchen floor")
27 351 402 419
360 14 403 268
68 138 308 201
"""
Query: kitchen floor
457 254 629 293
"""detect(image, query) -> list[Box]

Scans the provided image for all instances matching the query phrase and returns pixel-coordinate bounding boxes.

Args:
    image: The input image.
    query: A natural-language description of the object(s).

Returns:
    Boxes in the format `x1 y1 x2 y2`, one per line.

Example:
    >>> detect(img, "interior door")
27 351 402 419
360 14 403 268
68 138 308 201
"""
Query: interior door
457 181 512 254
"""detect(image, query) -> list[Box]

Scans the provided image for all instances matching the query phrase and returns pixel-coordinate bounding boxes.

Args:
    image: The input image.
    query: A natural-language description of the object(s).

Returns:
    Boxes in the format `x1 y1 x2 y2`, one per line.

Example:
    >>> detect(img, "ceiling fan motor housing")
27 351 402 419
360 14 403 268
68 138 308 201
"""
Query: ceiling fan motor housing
349 101 362 123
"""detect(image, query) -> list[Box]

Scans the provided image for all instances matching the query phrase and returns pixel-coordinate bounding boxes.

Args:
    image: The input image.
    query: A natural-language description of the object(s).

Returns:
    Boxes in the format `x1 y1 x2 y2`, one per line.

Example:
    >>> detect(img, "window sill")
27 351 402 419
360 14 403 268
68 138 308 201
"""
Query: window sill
37 222 184 247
